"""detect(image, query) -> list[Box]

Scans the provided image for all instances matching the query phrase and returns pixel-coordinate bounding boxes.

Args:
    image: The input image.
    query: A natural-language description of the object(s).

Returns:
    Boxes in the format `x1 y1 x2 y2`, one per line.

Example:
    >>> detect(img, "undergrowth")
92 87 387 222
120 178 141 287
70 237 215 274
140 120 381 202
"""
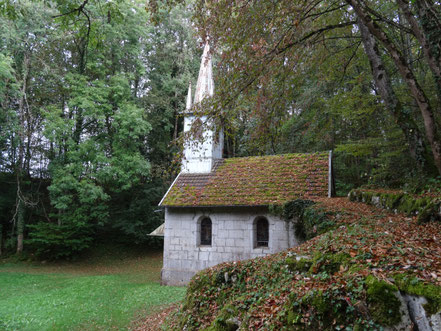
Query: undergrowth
165 197 441 330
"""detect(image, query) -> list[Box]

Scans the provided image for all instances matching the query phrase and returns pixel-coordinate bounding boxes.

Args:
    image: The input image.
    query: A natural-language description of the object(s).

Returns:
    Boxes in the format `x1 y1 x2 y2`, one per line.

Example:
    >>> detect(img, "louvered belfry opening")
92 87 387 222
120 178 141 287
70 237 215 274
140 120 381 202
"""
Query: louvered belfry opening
200 217 212 246
256 217 269 247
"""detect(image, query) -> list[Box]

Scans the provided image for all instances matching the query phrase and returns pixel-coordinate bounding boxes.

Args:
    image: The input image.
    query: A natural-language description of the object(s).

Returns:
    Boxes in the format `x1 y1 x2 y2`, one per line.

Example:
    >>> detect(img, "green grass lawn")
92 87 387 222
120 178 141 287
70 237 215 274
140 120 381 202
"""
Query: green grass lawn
0 244 186 330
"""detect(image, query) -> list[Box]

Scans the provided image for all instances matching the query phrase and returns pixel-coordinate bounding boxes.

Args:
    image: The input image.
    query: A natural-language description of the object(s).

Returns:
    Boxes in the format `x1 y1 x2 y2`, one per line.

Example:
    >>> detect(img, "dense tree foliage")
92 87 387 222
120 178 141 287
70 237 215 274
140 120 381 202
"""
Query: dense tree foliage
149 0 441 189
0 0 199 258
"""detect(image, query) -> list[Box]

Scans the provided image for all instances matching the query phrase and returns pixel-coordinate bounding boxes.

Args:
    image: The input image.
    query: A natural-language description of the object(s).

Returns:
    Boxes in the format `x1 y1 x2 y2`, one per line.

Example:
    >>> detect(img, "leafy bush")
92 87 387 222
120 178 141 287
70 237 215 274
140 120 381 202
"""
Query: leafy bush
26 221 94 260
298 207 336 240
281 199 315 221
107 179 166 245
271 200 336 241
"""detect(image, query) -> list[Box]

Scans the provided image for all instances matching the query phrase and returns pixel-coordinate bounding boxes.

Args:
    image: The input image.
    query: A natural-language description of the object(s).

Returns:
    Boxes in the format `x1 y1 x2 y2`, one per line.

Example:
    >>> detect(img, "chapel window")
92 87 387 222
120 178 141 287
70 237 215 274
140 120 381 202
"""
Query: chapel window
255 217 269 247
200 217 212 246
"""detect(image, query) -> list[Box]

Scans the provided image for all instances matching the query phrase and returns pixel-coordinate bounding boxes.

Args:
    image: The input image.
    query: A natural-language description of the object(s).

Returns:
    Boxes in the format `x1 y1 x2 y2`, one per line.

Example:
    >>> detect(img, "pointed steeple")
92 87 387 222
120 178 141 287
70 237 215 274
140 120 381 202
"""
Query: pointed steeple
194 41 214 104
181 40 223 174
185 82 192 112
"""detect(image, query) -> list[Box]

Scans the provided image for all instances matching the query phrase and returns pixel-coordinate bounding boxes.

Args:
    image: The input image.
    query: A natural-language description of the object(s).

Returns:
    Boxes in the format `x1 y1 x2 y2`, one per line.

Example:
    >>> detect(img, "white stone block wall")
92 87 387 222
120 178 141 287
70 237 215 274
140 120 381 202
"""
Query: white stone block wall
162 207 301 286
181 115 223 173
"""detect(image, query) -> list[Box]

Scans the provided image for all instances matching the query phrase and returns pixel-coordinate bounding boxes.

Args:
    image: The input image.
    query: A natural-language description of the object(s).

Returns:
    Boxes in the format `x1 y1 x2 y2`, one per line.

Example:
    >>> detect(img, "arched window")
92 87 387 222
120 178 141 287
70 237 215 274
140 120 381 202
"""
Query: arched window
200 217 212 246
255 217 269 247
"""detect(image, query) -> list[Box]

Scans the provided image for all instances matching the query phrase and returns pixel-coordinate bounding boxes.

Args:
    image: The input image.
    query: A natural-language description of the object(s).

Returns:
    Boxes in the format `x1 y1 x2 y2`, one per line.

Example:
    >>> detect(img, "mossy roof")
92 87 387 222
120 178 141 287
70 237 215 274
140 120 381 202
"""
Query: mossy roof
160 152 330 207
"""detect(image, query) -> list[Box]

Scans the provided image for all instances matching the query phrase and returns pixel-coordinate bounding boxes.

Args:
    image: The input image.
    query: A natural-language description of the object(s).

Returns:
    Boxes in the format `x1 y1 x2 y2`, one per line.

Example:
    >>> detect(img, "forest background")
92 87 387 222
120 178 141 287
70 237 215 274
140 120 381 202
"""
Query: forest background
0 0 440 260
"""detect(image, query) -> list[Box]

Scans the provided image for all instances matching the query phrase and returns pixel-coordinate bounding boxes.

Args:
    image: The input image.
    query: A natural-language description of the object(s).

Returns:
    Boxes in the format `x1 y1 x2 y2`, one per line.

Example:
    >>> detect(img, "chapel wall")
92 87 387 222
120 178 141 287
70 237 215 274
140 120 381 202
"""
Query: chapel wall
162 207 301 286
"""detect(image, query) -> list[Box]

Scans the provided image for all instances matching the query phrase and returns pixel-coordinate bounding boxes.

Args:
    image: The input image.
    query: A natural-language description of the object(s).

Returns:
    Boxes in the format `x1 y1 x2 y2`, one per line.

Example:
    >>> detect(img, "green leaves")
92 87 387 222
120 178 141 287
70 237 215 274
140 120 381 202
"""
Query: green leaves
0 0 198 254
46 73 149 227
0 53 14 93
114 103 151 143
26 221 95 259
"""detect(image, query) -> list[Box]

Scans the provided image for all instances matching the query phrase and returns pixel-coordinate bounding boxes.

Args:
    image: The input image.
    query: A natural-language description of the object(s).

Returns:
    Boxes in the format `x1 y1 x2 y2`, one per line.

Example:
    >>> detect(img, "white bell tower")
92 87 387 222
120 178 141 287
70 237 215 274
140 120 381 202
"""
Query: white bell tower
181 42 223 173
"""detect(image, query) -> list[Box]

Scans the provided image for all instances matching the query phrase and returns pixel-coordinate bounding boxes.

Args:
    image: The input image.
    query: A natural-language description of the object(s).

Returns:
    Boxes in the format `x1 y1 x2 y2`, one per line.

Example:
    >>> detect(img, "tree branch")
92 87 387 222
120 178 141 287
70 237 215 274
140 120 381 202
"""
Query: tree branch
346 0 441 175
364 4 414 35
52 0 89 18
274 21 357 56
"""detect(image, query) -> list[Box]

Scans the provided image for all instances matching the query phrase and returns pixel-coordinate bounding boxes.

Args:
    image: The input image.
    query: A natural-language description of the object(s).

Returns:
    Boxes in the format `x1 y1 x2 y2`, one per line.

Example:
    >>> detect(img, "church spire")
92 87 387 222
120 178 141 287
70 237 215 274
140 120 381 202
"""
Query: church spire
181 40 223 174
194 41 214 104
185 82 192 111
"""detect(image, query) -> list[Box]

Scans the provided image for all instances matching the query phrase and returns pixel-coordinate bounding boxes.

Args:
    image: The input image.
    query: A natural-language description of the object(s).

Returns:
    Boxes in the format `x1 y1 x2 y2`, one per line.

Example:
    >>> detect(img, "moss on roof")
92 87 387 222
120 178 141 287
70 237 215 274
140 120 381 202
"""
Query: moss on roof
160 152 329 207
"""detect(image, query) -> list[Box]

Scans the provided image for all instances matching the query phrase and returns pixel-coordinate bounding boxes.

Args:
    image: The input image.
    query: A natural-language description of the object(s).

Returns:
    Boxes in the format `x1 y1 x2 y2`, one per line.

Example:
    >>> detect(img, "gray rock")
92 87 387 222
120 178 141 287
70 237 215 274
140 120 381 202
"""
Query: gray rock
372 196 381 208
403 294 441 331
430 313 441 331
384 293 441 331
225 317 240 330
295 255 311 261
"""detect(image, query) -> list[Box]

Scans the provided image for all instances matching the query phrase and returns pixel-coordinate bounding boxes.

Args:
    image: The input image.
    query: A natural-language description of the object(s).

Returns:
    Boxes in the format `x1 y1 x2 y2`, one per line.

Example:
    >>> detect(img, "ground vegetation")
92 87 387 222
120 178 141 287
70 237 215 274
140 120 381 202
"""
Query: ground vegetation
165 196 441 330
0 243 185 330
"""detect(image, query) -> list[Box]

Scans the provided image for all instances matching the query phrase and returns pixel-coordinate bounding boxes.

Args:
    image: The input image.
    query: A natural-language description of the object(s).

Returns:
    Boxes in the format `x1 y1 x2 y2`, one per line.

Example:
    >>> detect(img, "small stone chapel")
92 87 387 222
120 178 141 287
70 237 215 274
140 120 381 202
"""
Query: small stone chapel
158 42 334 286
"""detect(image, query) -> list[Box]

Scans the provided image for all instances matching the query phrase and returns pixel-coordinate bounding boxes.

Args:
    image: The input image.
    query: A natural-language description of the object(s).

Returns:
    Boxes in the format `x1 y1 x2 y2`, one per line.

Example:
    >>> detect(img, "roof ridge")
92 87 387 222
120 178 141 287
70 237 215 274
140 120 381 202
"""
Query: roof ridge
222 151 329 161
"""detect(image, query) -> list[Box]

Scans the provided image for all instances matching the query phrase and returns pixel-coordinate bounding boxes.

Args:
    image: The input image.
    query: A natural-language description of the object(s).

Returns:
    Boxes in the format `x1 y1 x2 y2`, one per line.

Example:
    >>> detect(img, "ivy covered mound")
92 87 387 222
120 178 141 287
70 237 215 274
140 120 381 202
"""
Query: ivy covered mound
165 198 441 330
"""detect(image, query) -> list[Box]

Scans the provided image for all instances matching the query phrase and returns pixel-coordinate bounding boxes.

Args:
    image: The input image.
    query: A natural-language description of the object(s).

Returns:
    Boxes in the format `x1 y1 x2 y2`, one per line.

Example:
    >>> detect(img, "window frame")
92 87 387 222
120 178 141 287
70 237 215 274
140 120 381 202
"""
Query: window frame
198 216 212 246
254 216 269 248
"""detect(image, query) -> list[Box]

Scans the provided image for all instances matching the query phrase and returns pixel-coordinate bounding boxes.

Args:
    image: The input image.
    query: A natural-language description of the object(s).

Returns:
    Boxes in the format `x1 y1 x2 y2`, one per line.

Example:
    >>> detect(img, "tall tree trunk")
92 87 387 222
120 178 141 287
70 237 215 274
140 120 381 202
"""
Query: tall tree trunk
415 1 441 70
347 0 441 176
173 89 179 141
358 19 432 170
73 109 83 144
173 112 179 141
17 54 29 171
15 53 29 255
16 199 25 254
396 0 441 102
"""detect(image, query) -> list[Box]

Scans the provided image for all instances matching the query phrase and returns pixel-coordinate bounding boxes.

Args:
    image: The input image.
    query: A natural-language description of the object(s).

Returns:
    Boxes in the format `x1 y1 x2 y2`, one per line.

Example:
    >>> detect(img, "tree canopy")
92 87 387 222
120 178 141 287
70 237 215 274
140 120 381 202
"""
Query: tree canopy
0 0 199 257
148 0 441 182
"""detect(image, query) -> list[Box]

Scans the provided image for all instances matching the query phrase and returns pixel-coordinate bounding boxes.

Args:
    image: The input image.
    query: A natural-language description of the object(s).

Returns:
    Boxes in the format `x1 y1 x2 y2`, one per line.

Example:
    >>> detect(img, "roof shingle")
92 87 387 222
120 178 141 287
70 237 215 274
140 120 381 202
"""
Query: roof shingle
160 152 330 207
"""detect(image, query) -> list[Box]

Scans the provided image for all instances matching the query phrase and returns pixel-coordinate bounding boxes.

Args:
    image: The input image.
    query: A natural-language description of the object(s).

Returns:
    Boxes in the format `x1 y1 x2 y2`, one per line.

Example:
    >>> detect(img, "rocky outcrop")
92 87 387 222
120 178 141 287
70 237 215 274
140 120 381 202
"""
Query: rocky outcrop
403 294 441 331
348 189 441 223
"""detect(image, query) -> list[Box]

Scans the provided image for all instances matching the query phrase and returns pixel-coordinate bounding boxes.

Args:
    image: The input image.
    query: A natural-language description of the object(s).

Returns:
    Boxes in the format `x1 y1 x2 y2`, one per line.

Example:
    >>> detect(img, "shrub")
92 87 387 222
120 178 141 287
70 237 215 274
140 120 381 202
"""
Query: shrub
273 199 335 241
26 221 94 260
